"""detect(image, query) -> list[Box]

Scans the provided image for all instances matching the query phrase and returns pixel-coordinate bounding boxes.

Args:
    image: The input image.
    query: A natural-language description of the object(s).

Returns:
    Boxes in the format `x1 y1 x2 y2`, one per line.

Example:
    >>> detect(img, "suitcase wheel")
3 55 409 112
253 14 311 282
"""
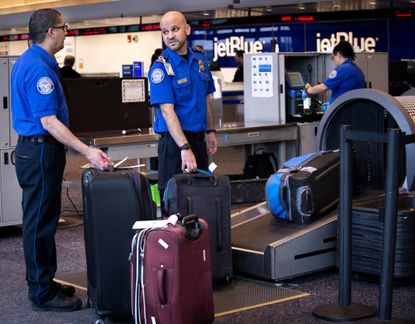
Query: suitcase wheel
91 316 105 324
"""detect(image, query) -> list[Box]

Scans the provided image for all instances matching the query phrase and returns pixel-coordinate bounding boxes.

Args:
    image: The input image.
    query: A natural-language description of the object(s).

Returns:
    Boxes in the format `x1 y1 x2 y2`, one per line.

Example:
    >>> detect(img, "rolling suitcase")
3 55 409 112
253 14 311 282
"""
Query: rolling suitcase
266 151 340 224
164 173 233 284
130 215 214 324
82 168 156 320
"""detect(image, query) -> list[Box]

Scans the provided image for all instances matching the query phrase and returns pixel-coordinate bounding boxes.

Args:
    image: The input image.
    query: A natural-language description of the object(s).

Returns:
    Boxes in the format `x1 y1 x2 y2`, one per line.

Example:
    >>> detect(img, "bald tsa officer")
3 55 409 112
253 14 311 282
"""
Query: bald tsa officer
11 8 110 312
149 11 217 214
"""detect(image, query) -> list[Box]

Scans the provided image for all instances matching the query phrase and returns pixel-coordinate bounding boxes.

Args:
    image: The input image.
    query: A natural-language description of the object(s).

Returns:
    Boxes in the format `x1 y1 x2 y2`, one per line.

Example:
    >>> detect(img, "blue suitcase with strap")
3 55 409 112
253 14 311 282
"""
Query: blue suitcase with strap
266 151 340 224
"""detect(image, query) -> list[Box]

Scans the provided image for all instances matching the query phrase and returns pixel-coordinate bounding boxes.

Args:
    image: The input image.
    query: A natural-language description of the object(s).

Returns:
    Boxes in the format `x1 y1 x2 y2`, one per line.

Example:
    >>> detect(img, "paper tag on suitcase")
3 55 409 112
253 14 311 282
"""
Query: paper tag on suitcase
132 215 178 229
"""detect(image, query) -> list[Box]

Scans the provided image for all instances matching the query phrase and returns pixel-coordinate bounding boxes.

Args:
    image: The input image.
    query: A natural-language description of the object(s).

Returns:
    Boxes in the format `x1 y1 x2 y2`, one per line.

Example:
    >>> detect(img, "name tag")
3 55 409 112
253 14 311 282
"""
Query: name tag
177 78 188 84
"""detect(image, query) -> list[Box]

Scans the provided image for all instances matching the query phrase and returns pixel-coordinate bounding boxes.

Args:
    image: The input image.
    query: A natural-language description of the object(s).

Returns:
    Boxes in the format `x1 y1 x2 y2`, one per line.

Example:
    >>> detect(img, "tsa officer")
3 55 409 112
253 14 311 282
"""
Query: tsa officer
149 11 217 213
11 8 110 312
305 40 366 106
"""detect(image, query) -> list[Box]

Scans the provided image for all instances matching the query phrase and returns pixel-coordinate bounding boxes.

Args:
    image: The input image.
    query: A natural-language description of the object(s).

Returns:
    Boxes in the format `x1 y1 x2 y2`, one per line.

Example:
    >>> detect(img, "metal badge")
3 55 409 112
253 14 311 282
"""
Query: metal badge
198 60 205 72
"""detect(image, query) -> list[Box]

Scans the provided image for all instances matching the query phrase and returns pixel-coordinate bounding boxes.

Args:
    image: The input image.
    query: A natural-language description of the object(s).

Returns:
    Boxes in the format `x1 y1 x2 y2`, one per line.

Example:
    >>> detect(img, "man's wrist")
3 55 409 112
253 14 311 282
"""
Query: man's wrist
179 143 191 151
206 129 216 134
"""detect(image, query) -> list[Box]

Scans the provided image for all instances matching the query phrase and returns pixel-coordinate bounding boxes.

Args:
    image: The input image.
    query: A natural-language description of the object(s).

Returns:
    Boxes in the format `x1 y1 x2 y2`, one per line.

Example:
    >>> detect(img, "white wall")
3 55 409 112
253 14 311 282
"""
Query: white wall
74 31 161 76
5 30 162 76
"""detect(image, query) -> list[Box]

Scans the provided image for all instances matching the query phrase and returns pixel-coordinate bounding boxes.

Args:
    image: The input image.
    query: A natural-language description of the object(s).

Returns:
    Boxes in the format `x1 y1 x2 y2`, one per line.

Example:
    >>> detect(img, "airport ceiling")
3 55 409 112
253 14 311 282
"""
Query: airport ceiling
0 0 414 32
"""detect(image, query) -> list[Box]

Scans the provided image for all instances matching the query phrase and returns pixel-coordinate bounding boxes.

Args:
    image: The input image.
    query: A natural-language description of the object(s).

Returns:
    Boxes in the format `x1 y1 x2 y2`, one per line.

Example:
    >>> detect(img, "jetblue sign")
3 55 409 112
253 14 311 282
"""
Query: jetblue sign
188 18 415 67
306 20 388 53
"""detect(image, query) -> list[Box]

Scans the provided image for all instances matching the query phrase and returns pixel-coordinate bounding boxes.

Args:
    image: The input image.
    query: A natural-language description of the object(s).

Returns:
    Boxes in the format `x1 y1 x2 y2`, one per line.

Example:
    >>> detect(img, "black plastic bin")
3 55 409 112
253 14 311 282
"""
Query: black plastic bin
350 193 415 278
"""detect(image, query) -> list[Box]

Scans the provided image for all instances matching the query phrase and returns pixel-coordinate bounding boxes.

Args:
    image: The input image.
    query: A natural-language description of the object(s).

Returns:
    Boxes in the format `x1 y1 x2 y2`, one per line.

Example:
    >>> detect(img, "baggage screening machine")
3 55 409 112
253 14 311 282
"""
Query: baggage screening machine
231 89 415 282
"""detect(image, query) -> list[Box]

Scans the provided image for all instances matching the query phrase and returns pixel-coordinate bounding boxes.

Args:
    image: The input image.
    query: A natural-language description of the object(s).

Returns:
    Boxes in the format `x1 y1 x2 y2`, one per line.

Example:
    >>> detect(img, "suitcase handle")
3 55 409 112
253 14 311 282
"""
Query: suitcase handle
216 197 223 251
181 214 204 240
185 174 218 186
157 267 167 305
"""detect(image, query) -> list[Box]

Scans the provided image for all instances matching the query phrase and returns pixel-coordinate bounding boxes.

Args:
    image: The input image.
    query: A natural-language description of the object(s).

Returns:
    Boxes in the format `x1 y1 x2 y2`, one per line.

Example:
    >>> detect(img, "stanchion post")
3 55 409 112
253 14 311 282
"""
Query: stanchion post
378 129 400 320
339 125 353 306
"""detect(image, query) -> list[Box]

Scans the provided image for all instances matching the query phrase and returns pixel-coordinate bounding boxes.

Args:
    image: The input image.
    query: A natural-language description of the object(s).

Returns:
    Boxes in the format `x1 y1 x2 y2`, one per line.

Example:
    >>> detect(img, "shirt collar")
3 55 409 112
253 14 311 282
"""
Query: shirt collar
163 47 198 66
30 43 58 69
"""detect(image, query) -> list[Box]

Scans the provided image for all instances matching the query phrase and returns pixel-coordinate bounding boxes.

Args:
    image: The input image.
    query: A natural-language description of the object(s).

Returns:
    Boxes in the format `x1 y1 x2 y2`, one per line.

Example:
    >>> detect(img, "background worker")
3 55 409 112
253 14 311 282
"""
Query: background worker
305 40 365 107
148 11 217 215
11 8 110 312
60 54 81 78
232 49 244 82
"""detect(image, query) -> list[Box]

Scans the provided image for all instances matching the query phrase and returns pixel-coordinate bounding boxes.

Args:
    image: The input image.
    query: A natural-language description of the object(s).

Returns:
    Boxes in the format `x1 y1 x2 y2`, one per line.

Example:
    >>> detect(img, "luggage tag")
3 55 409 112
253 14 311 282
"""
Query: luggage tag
132 214 179 230
81 156 145 170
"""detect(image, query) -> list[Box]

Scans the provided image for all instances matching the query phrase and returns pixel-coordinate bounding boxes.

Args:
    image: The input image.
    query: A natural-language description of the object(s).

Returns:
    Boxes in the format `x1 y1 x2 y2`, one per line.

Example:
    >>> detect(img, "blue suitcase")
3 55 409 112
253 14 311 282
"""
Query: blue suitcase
266 151 340 224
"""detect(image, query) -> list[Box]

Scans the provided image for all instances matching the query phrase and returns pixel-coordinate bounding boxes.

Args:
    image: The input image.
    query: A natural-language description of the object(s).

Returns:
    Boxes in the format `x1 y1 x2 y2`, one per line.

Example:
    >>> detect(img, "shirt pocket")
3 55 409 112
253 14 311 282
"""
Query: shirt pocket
172 80 192 102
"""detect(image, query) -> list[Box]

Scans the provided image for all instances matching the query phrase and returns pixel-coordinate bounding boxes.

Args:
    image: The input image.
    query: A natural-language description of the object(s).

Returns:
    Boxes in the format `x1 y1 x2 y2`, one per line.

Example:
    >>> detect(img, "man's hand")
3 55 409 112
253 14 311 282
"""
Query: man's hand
85 147 111 171
207 132 217 155
181 149 197 172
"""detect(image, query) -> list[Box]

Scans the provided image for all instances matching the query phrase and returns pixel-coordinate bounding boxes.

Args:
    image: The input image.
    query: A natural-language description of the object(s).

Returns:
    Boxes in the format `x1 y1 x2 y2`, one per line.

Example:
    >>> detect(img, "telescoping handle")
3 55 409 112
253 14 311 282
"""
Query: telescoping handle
181 214 204 240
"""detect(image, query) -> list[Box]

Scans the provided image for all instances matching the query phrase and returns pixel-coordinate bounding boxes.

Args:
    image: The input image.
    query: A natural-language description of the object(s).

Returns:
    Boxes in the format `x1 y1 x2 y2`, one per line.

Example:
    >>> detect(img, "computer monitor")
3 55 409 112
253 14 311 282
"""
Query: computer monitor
285 71 305 89
62 77 150 135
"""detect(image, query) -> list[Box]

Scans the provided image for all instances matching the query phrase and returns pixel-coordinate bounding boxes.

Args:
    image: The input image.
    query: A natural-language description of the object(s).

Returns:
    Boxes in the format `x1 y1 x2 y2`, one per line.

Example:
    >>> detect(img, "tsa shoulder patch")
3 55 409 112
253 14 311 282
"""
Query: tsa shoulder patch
36 76 54 95
328 70 337 79
151 68 165 84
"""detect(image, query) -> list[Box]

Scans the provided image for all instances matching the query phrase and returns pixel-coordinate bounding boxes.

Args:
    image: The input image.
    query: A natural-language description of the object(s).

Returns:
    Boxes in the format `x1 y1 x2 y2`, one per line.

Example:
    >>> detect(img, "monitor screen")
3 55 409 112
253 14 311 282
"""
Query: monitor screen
62 77 150 135
286 71 305 89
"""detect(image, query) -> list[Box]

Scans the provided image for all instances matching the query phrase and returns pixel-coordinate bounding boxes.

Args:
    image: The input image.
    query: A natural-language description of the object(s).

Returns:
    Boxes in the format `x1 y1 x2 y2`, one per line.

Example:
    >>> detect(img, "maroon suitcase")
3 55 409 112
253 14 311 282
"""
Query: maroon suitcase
130 215 214 324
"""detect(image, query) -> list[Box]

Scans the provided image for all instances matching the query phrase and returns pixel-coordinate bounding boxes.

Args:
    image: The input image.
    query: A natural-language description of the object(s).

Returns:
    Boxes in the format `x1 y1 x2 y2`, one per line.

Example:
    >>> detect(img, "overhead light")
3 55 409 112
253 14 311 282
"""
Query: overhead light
369 1 376 5
333 4 340 9
0 0 119 15
298 4 306 10
203 11 210 16
265 7 273 12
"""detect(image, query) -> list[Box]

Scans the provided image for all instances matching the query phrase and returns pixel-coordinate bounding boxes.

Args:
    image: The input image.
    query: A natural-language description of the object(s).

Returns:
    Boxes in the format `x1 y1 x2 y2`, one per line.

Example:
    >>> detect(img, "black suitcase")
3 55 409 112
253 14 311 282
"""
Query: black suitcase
350 193 415 278
82 168 156 319
285 151 340 224
164 173 233 284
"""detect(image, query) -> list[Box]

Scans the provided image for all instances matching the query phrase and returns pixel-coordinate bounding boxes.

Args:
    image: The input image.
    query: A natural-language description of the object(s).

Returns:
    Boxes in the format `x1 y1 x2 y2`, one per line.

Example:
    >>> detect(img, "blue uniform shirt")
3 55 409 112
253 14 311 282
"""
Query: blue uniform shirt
149 47 215 133
323 59 366 103
11 43 69 136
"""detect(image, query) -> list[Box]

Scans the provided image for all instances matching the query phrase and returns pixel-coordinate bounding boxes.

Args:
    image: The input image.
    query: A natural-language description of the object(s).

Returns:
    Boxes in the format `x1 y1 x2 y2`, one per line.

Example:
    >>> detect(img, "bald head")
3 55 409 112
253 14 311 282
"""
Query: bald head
161 11 187 26
160 11 190 55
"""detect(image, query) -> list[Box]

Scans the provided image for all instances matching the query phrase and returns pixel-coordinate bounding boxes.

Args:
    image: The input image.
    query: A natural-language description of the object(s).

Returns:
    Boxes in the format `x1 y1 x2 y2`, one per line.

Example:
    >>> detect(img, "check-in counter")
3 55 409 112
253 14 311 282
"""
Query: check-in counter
79 122 298 166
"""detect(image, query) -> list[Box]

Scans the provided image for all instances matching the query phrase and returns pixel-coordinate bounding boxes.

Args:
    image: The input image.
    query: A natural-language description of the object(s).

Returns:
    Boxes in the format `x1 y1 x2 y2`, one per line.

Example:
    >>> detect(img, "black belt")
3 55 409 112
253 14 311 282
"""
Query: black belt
18 135 60 145
159 131 205 141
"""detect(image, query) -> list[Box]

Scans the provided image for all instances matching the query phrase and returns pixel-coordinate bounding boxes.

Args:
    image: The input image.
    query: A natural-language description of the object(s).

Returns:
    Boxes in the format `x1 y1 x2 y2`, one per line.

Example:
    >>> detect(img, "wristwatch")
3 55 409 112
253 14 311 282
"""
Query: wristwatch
206 129 217 134
179 143 191 151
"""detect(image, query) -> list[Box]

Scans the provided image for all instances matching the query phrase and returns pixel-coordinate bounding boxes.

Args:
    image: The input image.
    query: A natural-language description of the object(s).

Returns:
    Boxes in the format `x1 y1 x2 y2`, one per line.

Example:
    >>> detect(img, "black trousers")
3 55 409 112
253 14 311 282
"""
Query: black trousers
15 141 66 304
157 132 208 215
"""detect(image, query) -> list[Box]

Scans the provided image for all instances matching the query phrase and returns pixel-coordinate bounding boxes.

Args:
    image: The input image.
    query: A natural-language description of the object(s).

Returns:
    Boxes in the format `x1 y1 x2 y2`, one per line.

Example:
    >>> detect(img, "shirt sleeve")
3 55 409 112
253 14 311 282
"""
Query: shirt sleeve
203 56 216 95
323 67 345 91
26 66 59 118
149 62 174 106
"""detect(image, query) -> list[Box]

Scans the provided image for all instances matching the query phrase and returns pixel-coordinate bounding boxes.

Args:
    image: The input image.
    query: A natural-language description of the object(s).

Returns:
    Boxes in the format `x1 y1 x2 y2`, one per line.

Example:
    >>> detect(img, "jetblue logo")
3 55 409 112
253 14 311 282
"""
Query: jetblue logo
213 36 263 61
316 32 378 53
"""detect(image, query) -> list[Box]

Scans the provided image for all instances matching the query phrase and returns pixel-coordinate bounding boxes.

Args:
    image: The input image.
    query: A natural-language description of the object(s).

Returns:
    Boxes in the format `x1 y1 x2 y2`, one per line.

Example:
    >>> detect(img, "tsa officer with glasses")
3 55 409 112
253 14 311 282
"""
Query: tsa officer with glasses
148 11 217 215
305 40 365 109
11 8 110 312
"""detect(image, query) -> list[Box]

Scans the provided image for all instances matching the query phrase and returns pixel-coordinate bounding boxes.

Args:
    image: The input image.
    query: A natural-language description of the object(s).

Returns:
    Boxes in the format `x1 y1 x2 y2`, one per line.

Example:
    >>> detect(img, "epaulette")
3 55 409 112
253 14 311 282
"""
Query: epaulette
193 46 205 54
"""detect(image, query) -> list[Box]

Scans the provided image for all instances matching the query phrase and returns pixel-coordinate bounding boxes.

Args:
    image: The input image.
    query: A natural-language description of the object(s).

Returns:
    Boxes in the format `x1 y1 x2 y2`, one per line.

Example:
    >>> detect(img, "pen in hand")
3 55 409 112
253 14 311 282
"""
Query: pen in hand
122 128 142 135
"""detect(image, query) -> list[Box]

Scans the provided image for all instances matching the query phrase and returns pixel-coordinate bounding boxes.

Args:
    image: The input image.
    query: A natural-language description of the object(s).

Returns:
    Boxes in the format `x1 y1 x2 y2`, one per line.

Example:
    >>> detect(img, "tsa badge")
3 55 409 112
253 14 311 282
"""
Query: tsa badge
198 60 205 72
36 76 54 95
328 70 337 79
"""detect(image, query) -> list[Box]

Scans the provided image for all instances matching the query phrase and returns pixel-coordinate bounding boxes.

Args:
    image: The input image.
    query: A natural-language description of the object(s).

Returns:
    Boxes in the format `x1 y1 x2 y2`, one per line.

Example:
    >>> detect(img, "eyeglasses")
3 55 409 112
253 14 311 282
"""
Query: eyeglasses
330 53 337 61
48 24 68 32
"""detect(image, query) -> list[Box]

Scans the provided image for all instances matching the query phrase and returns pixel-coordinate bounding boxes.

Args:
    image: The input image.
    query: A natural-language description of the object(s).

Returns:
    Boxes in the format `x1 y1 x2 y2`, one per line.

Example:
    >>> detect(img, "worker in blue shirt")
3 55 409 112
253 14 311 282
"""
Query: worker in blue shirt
11 8 110 312
149 11 217 215
305 40 366 106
